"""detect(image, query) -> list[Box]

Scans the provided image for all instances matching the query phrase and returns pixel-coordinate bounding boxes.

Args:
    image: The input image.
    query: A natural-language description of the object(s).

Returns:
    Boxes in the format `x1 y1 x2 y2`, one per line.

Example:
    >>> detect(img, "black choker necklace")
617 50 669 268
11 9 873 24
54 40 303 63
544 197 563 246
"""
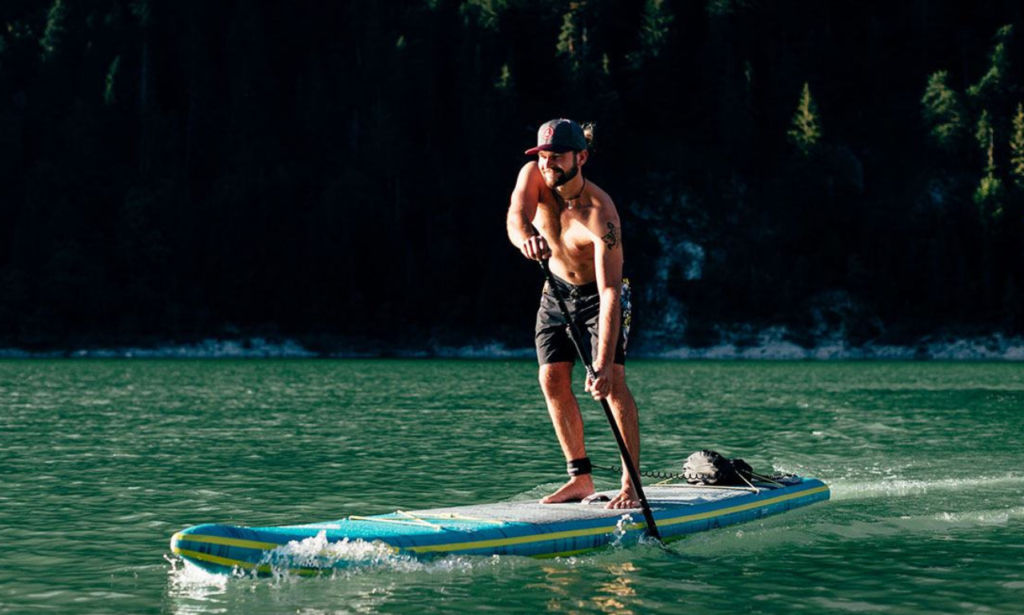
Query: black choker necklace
558 178 587 209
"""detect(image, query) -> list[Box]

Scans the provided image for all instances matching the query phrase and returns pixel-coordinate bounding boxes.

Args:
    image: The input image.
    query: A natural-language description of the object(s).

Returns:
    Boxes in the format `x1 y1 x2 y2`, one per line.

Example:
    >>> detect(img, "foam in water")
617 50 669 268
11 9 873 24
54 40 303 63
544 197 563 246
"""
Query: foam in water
829 474 1024 501
676 500 1024 560
166 554 230 595
258 531 410 576
934 507 1024 526
243 531 523 583
817 506 1024 541
608 513 638 549
652 330 1024 360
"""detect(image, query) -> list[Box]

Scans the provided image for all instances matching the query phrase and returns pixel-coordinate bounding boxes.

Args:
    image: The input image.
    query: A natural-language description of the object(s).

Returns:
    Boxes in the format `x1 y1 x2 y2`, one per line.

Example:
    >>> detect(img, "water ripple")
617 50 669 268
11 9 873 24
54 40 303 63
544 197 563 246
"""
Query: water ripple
1 359 1021 614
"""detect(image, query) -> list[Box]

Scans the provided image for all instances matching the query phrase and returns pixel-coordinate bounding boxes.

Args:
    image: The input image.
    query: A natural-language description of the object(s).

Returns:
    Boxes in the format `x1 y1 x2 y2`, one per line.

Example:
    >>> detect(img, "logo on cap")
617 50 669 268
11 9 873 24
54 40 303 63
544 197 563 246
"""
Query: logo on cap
524 118 588 156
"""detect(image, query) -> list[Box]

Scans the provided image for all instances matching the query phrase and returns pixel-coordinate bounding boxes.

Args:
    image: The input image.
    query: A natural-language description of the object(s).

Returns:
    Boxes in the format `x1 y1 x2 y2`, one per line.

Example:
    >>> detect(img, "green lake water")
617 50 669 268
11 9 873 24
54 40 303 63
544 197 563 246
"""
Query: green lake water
1 359 1023 614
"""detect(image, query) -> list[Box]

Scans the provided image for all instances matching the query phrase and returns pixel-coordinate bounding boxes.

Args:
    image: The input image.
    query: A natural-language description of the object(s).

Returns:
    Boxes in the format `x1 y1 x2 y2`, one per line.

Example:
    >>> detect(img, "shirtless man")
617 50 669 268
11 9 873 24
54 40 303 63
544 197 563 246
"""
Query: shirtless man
506 118 641 510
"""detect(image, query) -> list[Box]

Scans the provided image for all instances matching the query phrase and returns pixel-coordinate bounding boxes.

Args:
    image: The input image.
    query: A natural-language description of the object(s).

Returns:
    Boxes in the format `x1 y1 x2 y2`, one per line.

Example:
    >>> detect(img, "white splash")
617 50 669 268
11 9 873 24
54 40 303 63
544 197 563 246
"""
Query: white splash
828 474 1024 501
259 531 405 577
608 513 640 549
165 553 231 597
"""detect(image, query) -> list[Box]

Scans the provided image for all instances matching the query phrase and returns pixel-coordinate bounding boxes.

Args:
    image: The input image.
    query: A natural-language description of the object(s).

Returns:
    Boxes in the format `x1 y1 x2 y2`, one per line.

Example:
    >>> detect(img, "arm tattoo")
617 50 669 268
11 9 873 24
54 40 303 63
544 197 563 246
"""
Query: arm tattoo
601 222 620 250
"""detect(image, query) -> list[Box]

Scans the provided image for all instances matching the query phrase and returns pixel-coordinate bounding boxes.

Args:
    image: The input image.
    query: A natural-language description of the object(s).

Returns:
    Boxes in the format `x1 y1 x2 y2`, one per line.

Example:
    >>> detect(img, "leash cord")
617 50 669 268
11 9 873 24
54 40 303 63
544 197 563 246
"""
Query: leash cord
593 463 791 487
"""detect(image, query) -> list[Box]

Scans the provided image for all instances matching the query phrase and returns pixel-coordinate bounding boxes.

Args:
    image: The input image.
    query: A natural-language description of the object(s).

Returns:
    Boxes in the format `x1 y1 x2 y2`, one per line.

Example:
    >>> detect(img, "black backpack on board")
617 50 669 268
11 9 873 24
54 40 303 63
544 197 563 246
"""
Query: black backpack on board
682 450 755 486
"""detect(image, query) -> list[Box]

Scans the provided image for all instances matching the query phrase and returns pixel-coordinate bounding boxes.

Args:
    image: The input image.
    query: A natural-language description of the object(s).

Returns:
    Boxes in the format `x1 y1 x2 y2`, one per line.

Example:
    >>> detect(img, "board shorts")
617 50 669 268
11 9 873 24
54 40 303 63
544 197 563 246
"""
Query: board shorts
535 274 631 366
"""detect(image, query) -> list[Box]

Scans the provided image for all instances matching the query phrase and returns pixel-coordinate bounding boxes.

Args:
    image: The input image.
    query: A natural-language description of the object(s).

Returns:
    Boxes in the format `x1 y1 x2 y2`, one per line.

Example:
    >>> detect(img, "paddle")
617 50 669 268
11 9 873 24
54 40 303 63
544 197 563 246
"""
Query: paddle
538 259 662 541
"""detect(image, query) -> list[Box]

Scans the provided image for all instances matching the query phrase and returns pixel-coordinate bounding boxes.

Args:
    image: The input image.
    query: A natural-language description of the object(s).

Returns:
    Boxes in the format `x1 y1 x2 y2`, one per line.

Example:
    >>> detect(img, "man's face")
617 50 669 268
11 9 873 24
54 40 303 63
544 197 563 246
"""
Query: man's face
538 150 579 188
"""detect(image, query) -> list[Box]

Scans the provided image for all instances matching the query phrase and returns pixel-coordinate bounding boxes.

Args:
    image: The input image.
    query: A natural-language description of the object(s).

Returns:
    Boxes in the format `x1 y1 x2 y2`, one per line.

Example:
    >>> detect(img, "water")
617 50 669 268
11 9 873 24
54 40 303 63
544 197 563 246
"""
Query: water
1 360 1022 614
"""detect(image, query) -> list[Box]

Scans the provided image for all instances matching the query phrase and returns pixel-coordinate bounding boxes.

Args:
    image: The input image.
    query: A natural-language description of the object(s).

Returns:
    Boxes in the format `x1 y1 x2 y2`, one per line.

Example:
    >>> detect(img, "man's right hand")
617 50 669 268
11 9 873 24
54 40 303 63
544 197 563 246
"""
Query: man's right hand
521 235 552 260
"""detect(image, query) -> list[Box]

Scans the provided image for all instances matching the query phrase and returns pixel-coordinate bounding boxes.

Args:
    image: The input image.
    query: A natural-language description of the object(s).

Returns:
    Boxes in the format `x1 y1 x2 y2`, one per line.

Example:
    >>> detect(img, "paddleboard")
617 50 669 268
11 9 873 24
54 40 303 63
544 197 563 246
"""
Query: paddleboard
170 477 829 575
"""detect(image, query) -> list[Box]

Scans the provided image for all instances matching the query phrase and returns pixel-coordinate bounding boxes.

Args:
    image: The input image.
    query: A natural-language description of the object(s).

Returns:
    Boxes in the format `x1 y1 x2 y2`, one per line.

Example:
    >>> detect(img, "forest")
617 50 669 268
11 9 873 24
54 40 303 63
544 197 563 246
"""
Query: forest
1 0 1023 354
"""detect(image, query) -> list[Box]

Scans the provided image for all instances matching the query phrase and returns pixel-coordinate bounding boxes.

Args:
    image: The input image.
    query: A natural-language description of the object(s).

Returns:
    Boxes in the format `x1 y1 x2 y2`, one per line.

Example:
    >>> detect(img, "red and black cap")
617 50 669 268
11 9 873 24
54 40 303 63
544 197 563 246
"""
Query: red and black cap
525 119 588 155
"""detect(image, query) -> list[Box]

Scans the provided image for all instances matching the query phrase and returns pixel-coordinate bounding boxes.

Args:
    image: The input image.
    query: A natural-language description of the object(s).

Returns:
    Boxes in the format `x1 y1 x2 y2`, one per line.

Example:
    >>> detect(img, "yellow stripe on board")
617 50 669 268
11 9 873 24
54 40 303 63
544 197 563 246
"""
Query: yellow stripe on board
407 485 829 554
658 484 830 529
173 547 259 571
172 547 326 577
171 532 281 551
407 525 622 554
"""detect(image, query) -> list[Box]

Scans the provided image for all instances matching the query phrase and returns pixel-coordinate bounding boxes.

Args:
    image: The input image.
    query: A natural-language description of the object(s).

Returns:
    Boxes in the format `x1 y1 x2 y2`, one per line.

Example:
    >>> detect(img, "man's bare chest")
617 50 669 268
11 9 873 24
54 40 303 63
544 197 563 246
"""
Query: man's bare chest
535 200 592 250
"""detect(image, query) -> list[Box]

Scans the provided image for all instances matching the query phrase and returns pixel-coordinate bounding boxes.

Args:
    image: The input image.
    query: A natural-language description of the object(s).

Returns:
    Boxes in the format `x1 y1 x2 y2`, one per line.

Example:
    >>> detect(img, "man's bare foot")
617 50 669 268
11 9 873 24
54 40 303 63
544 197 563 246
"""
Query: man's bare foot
606 486 640 509
540 475 596 504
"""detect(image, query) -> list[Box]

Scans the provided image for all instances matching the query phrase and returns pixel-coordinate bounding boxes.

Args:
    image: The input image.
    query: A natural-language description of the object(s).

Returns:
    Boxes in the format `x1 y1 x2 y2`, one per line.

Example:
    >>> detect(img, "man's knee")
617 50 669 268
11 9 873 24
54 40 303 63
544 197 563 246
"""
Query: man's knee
539 362 573 398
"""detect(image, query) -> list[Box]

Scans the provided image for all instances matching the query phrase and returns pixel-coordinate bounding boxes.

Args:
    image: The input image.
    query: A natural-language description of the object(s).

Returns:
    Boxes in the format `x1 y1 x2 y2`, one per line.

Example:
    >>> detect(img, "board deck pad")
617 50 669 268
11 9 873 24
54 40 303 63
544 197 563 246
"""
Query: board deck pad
171 478 829 575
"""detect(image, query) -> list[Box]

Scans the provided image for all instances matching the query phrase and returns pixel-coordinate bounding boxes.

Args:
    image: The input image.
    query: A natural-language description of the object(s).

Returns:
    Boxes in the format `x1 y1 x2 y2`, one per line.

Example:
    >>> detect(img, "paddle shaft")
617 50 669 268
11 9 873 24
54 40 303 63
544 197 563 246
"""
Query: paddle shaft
539 260 661 541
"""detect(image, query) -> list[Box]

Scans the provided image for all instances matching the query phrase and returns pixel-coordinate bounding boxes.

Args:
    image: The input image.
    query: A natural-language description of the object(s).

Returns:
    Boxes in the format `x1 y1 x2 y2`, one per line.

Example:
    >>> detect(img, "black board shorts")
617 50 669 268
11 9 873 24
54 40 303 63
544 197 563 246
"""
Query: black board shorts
535 274 631 366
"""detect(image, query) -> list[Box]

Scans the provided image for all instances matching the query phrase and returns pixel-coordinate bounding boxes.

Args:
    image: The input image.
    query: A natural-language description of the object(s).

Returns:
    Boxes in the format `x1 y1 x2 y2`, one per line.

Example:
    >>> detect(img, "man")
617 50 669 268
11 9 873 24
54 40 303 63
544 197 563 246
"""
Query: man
506 118 641 510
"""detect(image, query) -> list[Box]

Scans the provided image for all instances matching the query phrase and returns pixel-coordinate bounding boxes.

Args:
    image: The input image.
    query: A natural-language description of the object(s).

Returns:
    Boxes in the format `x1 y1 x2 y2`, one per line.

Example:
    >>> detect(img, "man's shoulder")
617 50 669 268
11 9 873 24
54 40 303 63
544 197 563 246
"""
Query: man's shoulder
573 181 620 248
586 180 614 207
582 181 620 225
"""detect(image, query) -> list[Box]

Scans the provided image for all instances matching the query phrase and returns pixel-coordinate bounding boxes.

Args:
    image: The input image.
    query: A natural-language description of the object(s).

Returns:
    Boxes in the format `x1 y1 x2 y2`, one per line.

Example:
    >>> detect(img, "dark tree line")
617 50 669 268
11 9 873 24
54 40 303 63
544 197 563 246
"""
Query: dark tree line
1 0 1023 352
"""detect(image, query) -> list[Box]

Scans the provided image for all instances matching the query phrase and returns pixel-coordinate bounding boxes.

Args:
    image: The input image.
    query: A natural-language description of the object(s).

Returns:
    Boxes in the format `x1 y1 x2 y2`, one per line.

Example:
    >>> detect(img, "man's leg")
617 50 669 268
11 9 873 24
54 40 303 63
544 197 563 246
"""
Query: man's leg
538 362 596 503
605 364 641 509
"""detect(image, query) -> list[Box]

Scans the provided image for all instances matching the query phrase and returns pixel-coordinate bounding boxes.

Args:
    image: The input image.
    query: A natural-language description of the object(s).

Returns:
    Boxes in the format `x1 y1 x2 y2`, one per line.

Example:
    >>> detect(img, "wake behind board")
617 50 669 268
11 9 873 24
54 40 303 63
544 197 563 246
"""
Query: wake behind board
170 477 829 575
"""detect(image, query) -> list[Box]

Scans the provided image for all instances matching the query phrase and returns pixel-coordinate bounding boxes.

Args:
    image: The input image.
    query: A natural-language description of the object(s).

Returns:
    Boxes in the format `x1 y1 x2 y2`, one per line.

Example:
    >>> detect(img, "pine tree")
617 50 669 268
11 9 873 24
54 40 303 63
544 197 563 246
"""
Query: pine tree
629 0 672 65
130 0 152 27
788 82 822 157
707 0 735 16
974 110 1004 220
556 2 587 79
40 0 69 61
494 62 513 92
460 0 506 31
1011 103 1024 188
104 56 121 106
921 71 963 151
967 25 1013 103
977 110 996 175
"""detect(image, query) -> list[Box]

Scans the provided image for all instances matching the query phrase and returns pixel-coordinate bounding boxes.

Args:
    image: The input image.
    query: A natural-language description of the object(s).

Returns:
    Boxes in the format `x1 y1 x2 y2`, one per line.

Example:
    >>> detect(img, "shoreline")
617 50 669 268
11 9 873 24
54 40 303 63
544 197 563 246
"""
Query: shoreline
2 334 1024 361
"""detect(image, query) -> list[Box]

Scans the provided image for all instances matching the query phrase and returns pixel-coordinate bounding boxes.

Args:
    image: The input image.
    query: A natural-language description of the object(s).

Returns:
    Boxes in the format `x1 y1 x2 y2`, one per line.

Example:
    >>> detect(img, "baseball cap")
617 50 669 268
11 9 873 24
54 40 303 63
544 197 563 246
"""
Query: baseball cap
525 119 588 155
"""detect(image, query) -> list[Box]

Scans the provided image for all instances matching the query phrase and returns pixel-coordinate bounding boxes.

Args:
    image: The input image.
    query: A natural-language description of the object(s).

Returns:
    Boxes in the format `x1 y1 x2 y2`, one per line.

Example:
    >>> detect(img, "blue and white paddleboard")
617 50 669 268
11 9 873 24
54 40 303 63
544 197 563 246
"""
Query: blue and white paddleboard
170 478 829 575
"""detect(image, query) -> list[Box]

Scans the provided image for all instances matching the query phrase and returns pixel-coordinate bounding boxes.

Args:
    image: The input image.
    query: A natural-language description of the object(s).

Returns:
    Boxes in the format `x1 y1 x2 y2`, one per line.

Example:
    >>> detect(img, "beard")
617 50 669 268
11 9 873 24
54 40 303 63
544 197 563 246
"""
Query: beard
542 156 579 188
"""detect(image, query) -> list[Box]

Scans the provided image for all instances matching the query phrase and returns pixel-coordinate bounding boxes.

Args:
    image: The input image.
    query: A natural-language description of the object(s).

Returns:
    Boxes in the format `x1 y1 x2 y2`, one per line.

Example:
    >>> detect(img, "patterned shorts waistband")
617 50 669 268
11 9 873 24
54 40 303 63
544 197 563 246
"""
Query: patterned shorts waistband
544 273 599 297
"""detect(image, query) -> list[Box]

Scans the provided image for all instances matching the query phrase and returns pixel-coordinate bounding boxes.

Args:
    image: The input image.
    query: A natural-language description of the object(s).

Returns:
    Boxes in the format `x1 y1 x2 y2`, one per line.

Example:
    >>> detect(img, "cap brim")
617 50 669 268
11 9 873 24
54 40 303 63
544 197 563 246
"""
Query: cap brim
525 144 574 155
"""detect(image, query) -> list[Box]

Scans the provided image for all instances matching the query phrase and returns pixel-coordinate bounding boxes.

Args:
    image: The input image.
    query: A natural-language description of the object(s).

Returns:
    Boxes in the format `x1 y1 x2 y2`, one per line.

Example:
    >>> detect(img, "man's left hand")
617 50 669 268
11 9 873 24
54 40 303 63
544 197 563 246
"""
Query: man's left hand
585 368 611 401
